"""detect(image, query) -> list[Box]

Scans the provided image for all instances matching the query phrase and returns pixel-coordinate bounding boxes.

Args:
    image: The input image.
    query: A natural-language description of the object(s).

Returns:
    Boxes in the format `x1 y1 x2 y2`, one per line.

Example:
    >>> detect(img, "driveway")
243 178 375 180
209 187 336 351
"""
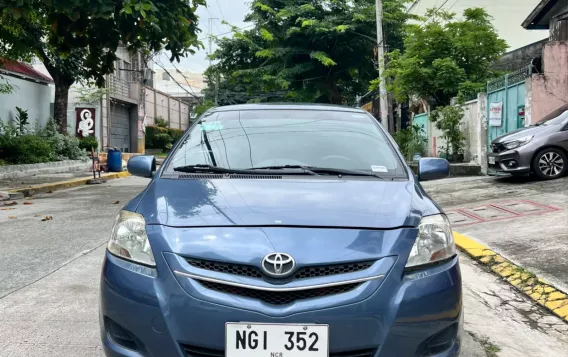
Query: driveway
423 175 568 293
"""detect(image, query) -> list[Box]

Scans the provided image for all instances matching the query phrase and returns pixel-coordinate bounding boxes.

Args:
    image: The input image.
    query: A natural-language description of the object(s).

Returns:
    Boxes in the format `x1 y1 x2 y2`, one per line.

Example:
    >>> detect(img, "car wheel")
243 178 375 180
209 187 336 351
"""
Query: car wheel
532 148 567 180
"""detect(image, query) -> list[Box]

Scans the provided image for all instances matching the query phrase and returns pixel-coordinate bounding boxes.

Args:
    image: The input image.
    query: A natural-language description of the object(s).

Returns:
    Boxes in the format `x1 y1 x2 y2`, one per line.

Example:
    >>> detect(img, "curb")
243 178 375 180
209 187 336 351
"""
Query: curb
7 172 131 198
454 231 568 323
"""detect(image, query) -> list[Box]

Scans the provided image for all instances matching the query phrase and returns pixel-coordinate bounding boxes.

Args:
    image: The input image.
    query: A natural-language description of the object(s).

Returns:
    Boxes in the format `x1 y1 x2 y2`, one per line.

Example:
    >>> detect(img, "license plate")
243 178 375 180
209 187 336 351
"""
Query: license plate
226 323 329 357
488 157 496 165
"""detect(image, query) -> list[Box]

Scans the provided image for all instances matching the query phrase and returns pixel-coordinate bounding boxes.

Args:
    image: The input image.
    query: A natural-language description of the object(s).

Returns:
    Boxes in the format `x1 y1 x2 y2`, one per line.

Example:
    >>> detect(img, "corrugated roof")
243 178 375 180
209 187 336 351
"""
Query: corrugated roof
0 58 53 84
522 0 559 29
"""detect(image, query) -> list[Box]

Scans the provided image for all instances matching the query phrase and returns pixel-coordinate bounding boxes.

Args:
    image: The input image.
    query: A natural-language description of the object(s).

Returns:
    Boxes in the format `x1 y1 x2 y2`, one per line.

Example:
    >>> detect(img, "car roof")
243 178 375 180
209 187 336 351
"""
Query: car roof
208 103 367 113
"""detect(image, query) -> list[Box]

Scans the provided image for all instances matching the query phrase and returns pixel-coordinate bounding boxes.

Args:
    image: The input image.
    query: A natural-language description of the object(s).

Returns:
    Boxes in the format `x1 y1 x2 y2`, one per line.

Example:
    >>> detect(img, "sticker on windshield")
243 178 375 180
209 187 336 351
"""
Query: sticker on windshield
371 165 388 173
200 121 223 131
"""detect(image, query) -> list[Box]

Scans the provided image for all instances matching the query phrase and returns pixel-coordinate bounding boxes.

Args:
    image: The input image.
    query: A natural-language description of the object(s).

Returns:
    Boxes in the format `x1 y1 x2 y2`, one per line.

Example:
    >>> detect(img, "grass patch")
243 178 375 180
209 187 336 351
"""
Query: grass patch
472 334 501 357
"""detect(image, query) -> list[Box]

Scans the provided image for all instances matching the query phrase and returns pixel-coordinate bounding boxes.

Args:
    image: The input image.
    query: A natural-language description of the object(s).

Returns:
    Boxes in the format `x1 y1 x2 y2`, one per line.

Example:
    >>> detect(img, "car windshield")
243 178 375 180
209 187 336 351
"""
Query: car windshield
165 109 405 178
536 109 568 126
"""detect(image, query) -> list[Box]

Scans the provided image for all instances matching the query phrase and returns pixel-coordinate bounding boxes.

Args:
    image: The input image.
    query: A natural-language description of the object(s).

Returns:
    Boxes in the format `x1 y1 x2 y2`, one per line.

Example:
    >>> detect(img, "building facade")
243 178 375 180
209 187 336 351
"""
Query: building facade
0 59 53 129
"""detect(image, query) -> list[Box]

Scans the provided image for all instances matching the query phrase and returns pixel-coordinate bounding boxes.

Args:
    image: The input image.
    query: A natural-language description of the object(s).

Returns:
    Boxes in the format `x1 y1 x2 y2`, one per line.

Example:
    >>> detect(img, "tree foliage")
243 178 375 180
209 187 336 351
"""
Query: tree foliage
0 0 205 131
374 8 507 107
208 0 414 105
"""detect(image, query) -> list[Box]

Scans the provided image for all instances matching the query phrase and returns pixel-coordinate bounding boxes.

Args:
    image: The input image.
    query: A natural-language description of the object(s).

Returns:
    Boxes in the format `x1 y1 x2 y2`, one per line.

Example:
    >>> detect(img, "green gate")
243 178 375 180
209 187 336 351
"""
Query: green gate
413 113 429 137
486 67 530 147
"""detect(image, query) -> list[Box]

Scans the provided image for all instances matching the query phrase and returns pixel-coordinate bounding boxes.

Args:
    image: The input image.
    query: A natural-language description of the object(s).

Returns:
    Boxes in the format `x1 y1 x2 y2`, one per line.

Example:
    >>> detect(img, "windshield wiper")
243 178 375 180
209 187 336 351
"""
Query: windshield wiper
244 165 318 175
247 165 385 178
173 164 239 174
173 164 317 175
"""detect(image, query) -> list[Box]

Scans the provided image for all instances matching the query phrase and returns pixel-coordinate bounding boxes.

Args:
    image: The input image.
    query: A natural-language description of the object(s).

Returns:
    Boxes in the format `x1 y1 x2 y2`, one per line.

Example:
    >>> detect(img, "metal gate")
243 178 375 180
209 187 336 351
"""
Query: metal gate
413 113 429 137
110 102 131 152
486 67 530 147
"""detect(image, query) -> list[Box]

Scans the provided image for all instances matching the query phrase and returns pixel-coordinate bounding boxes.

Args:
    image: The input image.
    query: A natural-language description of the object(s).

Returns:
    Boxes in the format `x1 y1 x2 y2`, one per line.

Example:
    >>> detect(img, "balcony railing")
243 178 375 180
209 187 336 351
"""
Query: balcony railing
109 74 130 98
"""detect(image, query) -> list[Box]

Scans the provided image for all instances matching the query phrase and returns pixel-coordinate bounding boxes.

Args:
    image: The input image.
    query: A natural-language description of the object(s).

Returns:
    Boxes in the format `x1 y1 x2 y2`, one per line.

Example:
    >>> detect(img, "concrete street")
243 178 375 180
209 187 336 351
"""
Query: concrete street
423 175 568 294
1 177 567 356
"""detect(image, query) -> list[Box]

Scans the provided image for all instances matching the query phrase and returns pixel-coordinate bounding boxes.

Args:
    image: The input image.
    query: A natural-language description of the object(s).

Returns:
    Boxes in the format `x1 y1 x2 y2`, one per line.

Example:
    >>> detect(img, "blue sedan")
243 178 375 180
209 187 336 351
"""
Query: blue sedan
99 104 461 357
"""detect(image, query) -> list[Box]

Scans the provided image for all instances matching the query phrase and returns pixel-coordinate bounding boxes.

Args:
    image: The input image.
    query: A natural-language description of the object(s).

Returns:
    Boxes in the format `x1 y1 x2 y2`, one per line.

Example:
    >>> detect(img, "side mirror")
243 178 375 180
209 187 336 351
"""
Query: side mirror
127 155 156 178
417 158 450 181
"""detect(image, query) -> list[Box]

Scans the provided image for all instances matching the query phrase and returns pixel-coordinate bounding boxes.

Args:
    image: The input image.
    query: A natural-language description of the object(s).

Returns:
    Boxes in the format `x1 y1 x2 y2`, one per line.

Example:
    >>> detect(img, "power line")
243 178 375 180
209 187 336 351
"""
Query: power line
423 0 452 23
151 58 202 100
214 0 226 21
406 0 422 13
198 24 255 41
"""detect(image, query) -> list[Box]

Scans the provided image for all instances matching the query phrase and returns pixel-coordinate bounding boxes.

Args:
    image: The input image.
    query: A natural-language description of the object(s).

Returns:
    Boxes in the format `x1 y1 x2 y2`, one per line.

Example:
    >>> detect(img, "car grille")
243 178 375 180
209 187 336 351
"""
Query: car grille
198 280 361 305
182 344 376 357
186 258 374 280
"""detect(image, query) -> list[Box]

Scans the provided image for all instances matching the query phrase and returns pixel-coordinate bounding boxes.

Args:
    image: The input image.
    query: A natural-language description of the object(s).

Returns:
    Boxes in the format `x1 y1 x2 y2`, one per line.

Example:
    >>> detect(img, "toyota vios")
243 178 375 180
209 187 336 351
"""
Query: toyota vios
100 104 462 357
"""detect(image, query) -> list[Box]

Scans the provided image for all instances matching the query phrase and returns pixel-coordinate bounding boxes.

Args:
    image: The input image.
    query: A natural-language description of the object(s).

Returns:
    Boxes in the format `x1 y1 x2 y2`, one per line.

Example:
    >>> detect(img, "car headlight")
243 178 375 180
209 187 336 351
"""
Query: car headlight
108 210 155 266
503 135 533 150
405 214 456 269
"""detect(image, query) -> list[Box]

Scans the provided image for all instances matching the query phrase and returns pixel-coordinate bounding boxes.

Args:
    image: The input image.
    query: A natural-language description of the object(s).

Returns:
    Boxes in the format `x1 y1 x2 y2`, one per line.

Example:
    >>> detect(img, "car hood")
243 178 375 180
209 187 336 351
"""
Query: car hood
135 178 439 229
492 125 552 143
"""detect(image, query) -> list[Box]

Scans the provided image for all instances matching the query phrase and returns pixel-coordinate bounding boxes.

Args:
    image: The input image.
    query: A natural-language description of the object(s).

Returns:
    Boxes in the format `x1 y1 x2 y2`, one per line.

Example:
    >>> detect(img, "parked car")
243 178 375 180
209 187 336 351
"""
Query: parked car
488 105 568 179
99 104 461 357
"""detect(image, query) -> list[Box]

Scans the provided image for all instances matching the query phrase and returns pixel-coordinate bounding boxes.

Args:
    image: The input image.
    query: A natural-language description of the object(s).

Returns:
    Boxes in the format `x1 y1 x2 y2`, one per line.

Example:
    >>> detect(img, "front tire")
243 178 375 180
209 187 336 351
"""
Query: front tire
532 148 567 180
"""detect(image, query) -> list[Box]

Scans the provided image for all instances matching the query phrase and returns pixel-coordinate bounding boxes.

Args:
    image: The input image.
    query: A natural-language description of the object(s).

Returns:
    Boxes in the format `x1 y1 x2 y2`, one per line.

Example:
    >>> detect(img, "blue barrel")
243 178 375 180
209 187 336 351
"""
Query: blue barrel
107 149 123 172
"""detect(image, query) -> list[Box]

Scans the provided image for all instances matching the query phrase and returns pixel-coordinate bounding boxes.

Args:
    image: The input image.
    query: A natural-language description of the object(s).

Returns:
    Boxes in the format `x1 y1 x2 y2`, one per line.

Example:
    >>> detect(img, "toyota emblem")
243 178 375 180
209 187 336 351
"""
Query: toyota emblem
261 253 296 278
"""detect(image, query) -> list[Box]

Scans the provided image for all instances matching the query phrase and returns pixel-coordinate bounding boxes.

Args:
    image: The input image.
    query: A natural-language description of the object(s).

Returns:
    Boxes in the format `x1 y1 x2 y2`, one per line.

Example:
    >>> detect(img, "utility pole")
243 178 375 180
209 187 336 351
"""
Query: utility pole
215 71 219 105
208 18 218 68
375 0 390 132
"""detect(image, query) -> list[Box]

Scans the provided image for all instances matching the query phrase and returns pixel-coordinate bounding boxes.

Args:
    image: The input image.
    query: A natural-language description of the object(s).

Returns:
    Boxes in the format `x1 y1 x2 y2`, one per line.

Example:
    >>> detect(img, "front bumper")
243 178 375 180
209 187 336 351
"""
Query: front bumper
487 142 539 174
99 252 463 357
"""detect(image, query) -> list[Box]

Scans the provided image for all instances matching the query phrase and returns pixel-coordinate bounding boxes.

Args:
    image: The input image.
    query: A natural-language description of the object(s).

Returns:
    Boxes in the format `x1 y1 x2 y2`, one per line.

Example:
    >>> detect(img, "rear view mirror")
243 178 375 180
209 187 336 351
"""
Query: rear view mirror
127 155 156 178
417 158 450 181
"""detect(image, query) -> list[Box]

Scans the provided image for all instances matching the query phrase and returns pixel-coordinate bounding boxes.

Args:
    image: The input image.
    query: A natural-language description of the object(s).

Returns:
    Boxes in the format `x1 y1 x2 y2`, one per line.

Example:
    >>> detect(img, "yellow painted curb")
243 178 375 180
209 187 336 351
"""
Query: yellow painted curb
454 231 568 323
7 171 131 197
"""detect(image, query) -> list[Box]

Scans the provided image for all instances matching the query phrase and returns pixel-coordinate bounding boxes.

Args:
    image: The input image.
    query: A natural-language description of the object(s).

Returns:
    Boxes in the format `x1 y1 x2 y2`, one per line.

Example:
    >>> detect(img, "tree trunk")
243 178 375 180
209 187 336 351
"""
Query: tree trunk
53 77 73 134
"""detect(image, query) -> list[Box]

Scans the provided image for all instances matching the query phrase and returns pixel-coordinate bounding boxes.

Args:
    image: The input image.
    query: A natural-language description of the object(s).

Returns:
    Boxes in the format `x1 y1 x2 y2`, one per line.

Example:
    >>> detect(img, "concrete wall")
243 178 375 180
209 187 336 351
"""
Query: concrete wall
143 86 189 130
493 39 548 72
426 93 488 172
0 76 52 130
529 41 568 123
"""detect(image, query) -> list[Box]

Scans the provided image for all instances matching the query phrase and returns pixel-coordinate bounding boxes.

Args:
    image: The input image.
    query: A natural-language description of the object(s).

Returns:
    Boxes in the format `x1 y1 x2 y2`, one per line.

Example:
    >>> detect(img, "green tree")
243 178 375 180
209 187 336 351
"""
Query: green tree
0 0 204 132
373 8 507 107
209 0 414 104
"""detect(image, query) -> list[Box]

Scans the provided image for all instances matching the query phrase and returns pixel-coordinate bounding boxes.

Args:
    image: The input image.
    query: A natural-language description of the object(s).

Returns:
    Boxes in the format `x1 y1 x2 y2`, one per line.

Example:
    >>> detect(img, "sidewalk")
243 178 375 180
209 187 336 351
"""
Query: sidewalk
0 171 130 200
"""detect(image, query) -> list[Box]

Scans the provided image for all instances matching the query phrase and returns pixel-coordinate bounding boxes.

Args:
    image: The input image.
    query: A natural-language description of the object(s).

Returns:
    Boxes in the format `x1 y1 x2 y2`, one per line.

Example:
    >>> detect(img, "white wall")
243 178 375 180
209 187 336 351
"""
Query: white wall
0 76 52 130
427 93 488 171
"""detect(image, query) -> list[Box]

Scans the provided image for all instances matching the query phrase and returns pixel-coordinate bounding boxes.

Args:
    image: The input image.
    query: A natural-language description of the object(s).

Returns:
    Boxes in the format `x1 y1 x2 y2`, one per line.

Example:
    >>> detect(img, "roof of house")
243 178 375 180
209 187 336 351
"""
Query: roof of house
522 0 565 30
0 58 53 84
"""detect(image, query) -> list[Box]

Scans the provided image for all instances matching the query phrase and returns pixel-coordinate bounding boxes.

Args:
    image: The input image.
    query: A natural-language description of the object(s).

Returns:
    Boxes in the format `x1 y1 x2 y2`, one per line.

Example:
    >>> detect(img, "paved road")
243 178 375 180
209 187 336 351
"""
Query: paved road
1 177 567 357
423 175 568 293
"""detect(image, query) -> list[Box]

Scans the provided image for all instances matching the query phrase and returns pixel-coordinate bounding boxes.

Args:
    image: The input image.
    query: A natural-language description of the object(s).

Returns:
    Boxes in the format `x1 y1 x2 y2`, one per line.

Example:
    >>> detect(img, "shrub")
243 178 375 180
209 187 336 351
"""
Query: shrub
60 135 88 160
155 117 169 128
154 133 173 152
79 136 99 152
168 128 184 145
0 135 53 164
430 104 466 162
393 124 428 161
145 125 168 149
38 118 88 161
14 107 30 136
146 124 185 151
